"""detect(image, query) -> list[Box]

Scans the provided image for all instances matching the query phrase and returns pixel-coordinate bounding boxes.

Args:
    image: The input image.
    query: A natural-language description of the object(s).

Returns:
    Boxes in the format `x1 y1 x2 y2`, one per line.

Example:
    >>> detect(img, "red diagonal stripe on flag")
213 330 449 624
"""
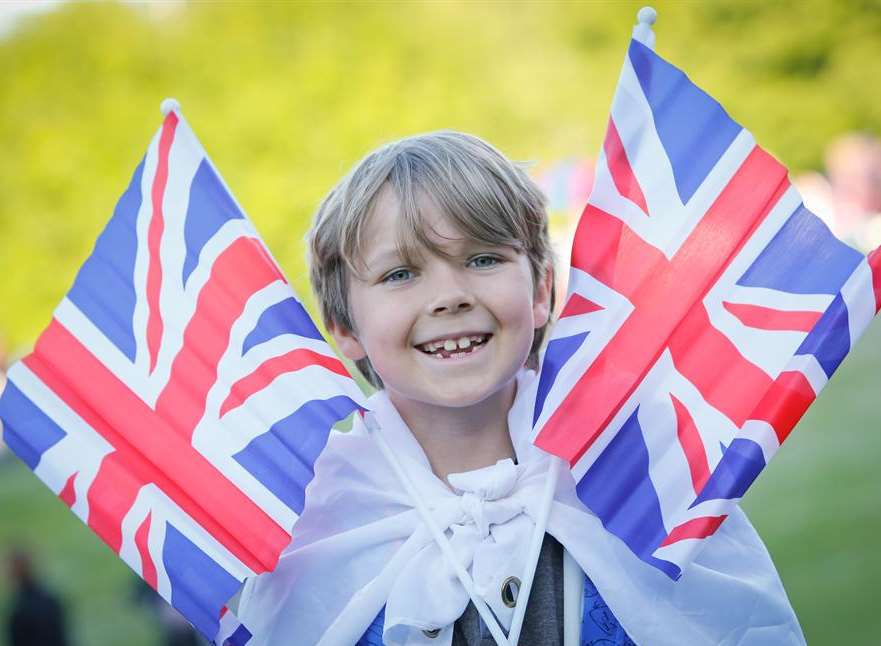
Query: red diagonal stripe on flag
670 395 710 495
571 203 663 297
659 515 727 547
722 301 822 332
603 118 649 215
136 512 158 590
25 320 290 574
59 472 78 507
559 293 604 319
536 147 788 464
869 246 881 313
146 112 178 374
220 349 351 417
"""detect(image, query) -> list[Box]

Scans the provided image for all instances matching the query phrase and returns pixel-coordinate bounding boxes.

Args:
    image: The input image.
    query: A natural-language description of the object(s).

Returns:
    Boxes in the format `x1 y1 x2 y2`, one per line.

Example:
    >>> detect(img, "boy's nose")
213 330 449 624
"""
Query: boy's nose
425 262 475 315
427 282 474 315
430 295 473 315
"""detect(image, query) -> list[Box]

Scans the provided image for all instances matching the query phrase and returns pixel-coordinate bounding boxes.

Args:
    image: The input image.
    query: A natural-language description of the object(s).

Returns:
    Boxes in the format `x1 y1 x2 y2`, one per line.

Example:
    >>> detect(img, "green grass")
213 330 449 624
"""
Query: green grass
743 318 881 644
0 455 160 646
1 320 879 645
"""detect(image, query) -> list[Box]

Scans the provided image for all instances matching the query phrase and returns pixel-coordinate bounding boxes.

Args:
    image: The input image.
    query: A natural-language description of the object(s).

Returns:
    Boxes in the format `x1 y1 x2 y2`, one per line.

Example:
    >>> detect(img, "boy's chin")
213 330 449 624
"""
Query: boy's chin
388 377 516 411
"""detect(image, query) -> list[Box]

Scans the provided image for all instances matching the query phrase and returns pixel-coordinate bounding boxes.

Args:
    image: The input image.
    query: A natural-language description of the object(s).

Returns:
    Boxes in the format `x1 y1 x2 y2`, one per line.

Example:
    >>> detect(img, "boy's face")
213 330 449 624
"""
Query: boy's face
330 186 552 411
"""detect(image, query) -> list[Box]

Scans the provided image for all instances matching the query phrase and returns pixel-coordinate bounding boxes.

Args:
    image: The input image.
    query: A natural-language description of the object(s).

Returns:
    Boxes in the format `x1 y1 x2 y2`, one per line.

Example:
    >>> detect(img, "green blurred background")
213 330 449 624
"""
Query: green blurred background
1 1 879 644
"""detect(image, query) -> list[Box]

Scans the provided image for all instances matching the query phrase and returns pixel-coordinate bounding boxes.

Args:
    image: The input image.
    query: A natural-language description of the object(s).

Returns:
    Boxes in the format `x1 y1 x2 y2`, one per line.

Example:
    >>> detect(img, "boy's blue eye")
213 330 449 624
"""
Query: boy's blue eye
469 254 501 269
382 268 413 283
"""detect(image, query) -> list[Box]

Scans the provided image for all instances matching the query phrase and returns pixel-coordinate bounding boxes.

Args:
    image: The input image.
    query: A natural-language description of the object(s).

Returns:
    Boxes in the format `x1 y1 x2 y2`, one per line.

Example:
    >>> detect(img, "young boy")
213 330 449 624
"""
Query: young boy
237 132 804 645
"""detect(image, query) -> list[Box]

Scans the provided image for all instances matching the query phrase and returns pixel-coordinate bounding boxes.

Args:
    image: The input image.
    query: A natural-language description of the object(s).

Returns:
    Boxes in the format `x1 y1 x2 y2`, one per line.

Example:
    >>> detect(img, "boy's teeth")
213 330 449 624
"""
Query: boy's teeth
420 334 488 354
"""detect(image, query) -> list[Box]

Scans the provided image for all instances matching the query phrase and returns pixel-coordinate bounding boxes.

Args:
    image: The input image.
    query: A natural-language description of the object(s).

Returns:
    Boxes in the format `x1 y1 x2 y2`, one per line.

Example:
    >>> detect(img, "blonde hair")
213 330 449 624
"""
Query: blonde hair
308 131 555 387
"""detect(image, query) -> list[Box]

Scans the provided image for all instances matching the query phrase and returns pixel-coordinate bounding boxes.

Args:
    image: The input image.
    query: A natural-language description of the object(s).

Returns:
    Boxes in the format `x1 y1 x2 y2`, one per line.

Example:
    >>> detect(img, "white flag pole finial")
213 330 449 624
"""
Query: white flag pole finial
633 6 657 49
160 97 181 116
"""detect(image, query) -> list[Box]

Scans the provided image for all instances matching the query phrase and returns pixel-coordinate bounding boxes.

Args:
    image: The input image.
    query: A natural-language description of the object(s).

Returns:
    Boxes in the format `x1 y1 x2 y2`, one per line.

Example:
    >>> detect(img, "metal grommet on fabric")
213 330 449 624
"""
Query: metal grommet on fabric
422 628 441 638
501 575 521 608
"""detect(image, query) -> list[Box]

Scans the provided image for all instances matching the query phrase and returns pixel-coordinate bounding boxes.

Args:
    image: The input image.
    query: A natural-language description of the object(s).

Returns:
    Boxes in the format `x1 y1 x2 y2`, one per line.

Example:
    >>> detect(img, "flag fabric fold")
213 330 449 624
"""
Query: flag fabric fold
532 38 881 580
0 107 365 642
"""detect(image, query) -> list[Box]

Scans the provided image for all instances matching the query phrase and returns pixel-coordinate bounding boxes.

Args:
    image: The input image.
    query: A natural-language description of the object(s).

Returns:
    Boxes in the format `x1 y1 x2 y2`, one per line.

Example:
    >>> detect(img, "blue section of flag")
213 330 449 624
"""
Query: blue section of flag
795 293 852 377
234 395 360 514
242 297 324 355
163 523 242 641
582 575 634 645
183 160 245 286
737 204 863 295
628 39 741 206
0 380 68 469
357 607 386 646
68 159 143 361
692 438 766 506
576 407 680 580
534 331 590 426
224 624 252 646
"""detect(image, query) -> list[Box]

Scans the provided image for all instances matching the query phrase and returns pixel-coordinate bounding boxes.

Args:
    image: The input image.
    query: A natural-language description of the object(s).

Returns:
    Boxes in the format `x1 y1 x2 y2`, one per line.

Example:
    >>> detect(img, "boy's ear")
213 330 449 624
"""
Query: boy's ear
532 262 554 329
327 320 368 361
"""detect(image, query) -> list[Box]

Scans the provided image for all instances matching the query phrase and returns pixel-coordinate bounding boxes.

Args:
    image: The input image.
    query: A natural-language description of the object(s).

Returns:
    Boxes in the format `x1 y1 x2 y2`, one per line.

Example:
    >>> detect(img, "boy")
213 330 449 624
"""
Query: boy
238 132 804 645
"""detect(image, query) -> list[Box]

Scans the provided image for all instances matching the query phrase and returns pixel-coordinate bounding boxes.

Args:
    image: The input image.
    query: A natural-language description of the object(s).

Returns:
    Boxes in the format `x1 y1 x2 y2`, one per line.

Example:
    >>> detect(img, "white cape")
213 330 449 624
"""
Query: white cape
238 371 805 646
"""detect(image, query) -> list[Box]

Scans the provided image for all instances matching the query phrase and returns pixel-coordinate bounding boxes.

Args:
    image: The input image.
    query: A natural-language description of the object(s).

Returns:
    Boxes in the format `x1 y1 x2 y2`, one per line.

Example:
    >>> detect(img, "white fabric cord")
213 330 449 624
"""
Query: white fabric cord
363 410 509 646
238 370 806 646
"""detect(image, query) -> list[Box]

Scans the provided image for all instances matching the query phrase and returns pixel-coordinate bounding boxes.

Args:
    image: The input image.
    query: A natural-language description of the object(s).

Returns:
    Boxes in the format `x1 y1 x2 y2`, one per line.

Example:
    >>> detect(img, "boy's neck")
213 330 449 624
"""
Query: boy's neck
387 381 518 484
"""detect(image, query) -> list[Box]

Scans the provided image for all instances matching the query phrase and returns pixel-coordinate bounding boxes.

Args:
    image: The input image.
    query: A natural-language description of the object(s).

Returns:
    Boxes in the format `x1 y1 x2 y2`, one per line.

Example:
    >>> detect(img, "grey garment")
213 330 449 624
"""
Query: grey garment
452 534 564 646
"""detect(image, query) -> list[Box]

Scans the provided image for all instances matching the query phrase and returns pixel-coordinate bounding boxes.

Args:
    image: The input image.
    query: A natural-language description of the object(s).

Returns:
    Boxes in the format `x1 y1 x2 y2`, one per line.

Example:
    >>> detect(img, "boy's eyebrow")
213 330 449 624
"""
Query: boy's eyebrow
361 247 406 271
366 239 514 264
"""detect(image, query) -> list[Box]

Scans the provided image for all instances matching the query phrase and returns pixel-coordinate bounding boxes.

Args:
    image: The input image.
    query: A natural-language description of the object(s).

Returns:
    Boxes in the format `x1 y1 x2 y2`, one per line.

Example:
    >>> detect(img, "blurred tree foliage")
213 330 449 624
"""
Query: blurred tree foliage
1 0 880 349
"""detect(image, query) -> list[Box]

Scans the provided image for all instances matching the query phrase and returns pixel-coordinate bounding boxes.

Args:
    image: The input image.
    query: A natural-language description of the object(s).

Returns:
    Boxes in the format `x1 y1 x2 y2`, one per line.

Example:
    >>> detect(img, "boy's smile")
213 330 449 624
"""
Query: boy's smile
330 185 552 416
416 332 490 359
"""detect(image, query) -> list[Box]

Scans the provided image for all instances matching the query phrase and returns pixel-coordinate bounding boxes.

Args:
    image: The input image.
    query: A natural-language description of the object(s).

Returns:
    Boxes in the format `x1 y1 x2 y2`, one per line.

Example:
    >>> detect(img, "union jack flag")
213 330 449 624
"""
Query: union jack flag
532 37 881 579
0 103 365 640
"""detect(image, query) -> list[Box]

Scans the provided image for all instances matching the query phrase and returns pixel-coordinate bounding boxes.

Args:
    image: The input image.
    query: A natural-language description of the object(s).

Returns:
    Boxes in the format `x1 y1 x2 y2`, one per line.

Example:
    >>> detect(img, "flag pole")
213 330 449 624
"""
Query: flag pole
504 454 562 645
632 6 658 49
512 11 659 644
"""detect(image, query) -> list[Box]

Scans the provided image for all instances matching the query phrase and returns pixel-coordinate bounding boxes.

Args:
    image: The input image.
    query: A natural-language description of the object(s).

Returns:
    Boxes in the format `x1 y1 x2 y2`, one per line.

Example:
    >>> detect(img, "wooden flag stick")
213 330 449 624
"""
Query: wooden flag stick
505 454 562 645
